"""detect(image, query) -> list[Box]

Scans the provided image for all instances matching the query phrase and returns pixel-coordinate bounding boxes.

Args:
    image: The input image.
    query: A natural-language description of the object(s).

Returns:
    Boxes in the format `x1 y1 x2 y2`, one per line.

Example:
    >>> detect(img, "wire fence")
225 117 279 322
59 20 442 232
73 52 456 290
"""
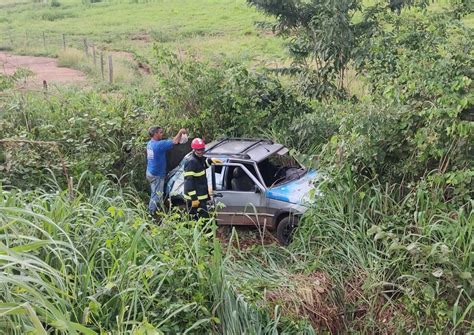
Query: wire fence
0 30 117 83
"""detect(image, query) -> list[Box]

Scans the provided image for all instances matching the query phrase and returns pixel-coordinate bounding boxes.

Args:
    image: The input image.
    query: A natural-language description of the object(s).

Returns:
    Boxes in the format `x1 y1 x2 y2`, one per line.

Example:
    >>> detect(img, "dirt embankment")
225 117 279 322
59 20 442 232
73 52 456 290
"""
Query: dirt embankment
0 52 86 89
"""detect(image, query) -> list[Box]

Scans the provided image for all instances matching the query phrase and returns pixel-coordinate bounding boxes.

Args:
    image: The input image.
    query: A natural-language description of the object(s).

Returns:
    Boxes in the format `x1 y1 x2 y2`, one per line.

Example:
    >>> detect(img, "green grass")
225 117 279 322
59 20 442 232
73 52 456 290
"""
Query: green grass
0 181 291 333
0 0 471 66
0 0 285 64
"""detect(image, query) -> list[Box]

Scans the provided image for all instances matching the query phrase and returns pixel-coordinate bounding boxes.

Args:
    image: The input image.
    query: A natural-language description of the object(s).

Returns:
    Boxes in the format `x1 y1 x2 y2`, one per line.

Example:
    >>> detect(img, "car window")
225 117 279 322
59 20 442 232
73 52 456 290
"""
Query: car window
215 163 259 192
258 150 305 187
228 164 257 192
213 164 225 191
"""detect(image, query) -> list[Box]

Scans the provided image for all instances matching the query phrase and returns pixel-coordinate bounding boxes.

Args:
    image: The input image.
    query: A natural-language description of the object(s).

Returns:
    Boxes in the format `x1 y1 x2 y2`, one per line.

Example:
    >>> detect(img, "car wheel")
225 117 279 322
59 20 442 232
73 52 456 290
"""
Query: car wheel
276 216 299 246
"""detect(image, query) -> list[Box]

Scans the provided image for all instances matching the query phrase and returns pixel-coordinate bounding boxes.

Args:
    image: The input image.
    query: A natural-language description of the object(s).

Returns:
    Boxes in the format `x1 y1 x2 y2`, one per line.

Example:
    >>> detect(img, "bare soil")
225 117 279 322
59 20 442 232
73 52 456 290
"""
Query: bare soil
216 225 278 251
0 52 86 89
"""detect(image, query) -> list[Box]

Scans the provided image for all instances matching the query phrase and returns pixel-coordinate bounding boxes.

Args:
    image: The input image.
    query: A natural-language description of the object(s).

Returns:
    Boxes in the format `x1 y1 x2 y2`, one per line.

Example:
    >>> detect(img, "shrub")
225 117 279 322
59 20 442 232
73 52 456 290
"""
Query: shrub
152 47 311 140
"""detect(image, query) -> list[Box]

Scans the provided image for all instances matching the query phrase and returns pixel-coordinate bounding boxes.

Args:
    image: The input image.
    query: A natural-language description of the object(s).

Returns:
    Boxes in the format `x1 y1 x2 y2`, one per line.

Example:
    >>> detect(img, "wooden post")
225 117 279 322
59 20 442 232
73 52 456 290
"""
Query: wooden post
43 80 48 94
43 32 46 50
92 45 97 67
62 33 66 50
83 38 88 57
108 55 113 83
25 31 29 47
100 52 104 79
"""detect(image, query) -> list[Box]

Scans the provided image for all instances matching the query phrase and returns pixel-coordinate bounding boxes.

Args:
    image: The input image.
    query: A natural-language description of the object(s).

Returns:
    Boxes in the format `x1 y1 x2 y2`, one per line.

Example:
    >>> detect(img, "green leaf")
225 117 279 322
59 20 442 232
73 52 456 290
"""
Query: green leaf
459 272 471 280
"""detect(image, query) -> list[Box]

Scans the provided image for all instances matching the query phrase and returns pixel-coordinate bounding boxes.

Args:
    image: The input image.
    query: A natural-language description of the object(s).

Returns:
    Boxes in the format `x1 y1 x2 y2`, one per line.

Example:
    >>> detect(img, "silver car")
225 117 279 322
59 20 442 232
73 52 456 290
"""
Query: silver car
165 138 318 245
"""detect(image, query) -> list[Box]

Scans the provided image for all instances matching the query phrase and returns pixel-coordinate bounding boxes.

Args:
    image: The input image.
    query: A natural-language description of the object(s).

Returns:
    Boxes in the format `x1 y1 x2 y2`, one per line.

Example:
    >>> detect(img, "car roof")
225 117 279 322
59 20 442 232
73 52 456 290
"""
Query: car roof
204 138 285 162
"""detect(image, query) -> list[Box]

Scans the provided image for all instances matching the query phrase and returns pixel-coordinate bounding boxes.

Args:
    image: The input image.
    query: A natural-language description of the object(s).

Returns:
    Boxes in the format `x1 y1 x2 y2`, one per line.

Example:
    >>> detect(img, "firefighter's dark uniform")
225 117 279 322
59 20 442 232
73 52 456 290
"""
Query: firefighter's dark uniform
183 153 212 220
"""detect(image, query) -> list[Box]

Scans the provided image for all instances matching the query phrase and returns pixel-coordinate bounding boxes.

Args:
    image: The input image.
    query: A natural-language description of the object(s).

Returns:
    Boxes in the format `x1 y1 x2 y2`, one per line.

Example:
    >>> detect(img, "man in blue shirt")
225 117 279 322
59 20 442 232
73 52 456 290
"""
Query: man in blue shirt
146 126 187 215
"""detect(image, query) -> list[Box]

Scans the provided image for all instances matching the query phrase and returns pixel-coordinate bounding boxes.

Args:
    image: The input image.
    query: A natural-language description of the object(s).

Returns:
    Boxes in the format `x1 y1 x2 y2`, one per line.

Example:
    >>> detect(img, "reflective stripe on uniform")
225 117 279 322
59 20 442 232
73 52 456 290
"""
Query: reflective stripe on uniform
184 194 207 200
183 170 206 177
187 191 196 196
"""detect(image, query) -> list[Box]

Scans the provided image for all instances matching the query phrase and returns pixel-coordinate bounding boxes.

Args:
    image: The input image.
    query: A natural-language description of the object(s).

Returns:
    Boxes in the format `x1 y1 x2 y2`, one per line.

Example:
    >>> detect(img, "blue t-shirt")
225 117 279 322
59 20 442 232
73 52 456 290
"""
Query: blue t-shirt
146 139 174 177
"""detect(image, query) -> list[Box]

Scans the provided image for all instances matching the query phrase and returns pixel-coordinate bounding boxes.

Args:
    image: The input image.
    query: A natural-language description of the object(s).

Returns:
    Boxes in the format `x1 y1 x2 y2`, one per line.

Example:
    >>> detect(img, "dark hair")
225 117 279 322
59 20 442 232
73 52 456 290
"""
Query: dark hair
148 126 162 138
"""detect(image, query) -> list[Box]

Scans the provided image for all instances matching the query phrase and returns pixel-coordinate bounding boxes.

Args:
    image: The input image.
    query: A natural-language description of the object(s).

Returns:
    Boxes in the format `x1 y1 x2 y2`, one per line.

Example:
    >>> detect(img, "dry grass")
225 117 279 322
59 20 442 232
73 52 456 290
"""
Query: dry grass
57 48 86 68
265 271 342 333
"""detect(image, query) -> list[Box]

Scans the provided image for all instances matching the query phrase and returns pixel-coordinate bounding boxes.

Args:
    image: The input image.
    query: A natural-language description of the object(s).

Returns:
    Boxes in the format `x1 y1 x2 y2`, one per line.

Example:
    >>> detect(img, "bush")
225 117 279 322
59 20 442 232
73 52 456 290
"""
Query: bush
292 10 473 187
57 48 87 68
0 90 153 192
152 47 311 140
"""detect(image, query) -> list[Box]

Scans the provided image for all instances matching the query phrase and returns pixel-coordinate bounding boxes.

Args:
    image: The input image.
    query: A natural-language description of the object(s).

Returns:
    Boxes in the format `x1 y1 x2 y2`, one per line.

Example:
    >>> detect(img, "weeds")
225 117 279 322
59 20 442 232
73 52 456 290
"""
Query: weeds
0 181 288 333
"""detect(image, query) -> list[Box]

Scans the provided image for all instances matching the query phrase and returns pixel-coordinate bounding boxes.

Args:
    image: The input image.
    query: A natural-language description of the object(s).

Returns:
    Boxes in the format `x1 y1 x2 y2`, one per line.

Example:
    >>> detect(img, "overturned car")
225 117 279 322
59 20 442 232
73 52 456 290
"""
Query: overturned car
165 138 319 245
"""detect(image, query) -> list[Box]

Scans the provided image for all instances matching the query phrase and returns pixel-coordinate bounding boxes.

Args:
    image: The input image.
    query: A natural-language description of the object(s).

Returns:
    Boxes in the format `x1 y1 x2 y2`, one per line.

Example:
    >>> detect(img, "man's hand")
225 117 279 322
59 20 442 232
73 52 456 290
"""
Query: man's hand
173 128 188 144
191 200 200 208
211 158 222 164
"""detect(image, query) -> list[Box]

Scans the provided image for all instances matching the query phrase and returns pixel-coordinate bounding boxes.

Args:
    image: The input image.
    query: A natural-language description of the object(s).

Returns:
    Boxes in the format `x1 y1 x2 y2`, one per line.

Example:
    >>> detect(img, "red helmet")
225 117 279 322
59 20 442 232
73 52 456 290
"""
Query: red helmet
191 138 205 150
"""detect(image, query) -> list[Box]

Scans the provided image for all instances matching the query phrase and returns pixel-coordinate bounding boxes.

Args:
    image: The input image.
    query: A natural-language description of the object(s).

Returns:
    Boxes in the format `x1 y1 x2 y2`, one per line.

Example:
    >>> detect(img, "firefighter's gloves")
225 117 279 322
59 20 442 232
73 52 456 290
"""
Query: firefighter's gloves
191 200 200 208
211 158 223 164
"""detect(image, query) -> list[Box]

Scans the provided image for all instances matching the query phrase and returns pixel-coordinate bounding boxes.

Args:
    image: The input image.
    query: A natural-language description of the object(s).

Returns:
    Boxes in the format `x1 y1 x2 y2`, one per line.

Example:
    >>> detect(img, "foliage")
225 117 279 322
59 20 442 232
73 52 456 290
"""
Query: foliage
292 9 473 186
0 1 473 333
152 47 310 140
0 68 34 91
0 60 309 191
50 0 61 8
0 182 286 334
227 5 473 333
289 171 473 333
0 90 154 191
0 183 210 333
248 0 363 99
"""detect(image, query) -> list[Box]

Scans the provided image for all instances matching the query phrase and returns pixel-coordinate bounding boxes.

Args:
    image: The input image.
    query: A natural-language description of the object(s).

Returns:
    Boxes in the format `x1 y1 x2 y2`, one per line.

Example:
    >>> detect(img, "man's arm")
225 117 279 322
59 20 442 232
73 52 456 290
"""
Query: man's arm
172 128 187 144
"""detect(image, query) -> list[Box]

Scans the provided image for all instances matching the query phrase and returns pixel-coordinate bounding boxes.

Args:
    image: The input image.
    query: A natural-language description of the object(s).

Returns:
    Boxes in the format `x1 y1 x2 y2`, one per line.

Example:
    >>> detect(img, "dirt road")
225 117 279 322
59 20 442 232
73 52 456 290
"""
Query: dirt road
0 52 85 88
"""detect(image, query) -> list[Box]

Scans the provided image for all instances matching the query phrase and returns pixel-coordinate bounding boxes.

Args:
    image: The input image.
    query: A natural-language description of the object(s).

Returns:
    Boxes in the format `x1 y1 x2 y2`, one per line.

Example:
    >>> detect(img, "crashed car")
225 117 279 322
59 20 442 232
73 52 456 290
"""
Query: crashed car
165 138 319 245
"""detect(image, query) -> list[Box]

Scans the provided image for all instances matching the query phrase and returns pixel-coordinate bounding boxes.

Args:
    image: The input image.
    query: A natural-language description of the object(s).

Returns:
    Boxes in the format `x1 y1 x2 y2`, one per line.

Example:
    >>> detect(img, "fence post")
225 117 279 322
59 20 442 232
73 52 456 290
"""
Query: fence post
100 52 104 79
108 55 113 83
83 38 88 57
62 33 66 50
43 32 46 50
92 45 97 67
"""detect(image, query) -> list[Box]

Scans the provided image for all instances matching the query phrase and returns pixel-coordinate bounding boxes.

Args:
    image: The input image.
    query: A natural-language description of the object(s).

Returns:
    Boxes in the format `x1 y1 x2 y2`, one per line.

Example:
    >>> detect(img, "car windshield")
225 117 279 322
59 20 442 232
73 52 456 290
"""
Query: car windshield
257 148 306 188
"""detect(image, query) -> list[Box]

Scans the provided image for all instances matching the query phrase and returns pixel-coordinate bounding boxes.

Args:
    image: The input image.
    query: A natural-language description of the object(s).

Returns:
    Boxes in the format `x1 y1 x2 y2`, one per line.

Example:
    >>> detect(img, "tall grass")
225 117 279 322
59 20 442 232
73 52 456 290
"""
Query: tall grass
289 174 473 332
222 170 472 333
0 180 288 333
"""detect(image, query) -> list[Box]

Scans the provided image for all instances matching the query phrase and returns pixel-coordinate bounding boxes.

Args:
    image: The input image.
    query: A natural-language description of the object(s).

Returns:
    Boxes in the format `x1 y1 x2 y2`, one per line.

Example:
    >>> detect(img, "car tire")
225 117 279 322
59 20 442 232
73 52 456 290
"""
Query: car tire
276 216 299 246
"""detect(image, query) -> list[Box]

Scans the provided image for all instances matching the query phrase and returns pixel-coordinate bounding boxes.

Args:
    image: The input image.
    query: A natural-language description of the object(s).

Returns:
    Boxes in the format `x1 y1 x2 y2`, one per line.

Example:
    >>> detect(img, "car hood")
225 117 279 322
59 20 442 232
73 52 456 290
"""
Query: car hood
265 170 318 205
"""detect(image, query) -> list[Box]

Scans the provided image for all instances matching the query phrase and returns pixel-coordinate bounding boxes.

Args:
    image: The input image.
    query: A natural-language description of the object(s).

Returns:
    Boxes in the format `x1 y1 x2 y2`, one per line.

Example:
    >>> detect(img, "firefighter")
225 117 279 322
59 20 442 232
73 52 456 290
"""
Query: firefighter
183 138 221 220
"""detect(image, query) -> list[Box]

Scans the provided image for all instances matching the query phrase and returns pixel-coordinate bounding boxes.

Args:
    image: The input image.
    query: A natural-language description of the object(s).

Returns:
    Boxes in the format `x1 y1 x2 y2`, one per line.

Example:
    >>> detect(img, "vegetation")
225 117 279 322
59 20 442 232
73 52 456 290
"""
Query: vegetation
0 0 472 333
0 181 291 333
0 0 284 64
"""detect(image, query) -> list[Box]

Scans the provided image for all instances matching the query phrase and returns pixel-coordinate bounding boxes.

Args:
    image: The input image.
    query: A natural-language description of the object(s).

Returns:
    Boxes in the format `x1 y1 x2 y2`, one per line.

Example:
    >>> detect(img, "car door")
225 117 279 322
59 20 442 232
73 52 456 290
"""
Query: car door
211 163 271 228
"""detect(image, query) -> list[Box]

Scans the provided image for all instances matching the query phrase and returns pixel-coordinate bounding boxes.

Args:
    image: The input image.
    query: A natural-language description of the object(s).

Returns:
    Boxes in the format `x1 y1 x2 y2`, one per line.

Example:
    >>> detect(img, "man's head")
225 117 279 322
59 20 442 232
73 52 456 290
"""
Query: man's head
148 126 164 140
191 138 206 157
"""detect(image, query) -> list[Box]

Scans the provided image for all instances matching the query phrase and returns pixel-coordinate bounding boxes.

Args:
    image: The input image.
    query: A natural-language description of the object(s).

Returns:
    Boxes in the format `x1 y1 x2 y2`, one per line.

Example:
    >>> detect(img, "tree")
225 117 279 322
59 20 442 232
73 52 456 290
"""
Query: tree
248 0 443 100
248 0 361 100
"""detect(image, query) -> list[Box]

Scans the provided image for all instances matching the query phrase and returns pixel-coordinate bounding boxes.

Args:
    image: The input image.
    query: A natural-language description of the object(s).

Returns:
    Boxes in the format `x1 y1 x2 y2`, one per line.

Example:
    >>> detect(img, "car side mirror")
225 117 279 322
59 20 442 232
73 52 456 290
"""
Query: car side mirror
254 185 261 193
